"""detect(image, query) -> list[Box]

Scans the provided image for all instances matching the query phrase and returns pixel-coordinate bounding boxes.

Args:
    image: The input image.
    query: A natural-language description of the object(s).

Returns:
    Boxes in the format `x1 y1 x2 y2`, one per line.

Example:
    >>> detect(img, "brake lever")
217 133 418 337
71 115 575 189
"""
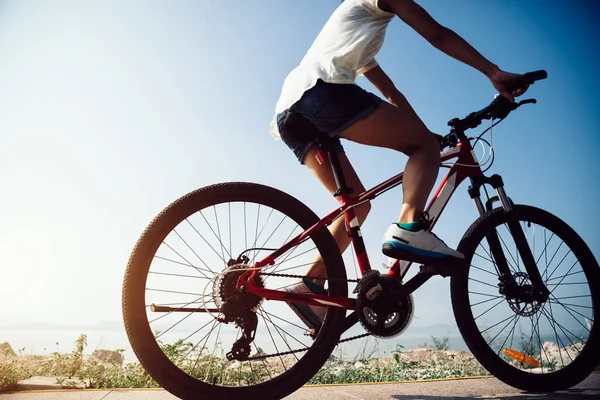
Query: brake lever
516 98 537 107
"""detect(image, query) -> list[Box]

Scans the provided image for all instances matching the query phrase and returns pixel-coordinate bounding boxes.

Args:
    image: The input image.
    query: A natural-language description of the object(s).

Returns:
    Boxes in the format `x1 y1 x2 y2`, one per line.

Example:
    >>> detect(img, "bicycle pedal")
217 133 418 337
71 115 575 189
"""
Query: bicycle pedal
419 264 455 278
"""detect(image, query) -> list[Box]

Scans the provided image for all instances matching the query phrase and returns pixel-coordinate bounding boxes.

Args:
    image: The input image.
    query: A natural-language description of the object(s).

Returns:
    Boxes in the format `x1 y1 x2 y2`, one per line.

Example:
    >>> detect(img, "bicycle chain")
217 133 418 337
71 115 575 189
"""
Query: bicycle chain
257 271 360 283
248 332 372 361
243 271 365 361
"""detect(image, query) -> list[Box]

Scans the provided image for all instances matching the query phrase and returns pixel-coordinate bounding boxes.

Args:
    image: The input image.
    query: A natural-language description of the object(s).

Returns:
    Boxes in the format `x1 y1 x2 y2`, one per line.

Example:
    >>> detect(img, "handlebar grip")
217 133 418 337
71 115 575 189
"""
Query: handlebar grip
524 70 548 83
505 70 547 92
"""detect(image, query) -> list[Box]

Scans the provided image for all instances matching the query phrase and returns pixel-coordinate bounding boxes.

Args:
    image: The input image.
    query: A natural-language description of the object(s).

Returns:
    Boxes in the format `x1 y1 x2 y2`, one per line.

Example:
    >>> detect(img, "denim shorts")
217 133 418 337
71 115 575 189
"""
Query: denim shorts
277 79 382 164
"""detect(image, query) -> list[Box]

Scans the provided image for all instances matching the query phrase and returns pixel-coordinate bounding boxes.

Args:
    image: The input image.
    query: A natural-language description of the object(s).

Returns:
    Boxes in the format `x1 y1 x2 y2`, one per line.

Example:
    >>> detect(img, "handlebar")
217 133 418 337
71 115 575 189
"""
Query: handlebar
442 70 547 147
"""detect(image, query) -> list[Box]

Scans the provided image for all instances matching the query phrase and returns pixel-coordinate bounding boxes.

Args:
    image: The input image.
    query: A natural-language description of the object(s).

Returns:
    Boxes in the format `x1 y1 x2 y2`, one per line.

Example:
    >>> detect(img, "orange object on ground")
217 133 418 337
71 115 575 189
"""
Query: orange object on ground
502 348 541 367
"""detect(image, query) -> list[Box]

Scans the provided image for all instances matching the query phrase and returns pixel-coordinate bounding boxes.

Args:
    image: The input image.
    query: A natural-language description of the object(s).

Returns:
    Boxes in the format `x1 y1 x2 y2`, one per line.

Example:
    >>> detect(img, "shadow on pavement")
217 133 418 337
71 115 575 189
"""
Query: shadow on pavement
392 388 600 399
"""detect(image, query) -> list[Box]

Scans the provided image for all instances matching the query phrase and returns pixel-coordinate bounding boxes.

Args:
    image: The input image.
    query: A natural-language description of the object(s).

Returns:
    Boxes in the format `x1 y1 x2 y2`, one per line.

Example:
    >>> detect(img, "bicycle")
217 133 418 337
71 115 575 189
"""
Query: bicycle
122 70 600 400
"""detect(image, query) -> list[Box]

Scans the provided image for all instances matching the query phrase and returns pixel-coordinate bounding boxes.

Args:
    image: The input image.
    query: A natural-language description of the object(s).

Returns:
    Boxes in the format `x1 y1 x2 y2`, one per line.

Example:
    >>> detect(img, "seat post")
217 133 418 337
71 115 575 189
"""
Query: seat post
320 143 353 197
286 108 353 197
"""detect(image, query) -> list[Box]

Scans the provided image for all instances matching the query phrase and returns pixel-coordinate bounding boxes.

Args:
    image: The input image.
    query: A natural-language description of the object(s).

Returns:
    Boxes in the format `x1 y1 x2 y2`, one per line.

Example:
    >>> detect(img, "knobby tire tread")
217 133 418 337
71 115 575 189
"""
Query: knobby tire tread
122 182 347 400
451 205 600 392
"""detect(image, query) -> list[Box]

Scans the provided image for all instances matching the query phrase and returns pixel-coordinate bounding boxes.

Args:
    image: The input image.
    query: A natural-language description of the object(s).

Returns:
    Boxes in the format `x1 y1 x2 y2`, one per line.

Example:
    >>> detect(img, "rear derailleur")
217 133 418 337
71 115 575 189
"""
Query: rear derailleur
215 254 263 361
220 302 258 361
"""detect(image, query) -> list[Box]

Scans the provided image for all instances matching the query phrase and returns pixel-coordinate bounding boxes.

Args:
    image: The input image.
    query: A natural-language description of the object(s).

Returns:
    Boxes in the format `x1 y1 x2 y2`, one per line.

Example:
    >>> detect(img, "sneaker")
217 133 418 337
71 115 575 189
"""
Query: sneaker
285 277 327 331
382 214 464 266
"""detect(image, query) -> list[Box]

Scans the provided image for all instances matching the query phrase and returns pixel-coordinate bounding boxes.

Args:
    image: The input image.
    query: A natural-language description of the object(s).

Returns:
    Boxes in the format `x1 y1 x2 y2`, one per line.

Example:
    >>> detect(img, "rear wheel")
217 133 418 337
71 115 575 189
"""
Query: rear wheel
122 182 348 400
451 205 600 391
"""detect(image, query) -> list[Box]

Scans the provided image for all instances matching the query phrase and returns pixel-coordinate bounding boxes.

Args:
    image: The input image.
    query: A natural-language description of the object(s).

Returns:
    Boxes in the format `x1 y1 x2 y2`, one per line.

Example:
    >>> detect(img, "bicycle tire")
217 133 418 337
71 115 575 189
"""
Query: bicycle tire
122 182 348 400
451 205 600 392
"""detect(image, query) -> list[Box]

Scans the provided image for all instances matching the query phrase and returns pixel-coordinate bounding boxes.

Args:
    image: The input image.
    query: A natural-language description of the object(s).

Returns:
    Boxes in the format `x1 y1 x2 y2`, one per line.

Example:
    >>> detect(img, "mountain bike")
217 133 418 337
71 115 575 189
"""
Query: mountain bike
122 70 600 400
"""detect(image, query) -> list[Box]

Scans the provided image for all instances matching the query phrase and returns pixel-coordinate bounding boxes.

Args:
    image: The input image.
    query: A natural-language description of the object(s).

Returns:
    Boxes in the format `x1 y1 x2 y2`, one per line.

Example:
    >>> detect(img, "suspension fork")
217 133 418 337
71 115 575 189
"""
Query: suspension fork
469 174 550 302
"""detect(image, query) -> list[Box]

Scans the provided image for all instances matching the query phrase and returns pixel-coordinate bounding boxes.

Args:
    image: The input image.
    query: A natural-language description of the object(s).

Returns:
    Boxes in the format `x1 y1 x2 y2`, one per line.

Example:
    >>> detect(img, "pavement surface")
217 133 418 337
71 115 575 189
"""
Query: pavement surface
1 374 599 399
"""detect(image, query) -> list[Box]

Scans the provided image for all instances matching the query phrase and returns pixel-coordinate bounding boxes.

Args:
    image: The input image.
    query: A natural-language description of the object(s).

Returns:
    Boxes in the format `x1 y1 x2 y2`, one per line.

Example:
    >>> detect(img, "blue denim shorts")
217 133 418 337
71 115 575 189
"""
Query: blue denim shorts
277 79 382 164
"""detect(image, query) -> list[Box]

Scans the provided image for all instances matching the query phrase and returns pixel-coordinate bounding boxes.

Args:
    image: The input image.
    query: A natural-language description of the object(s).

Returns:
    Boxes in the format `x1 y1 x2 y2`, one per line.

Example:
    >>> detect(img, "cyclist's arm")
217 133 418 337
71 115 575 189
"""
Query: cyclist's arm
379 0 500 79
363 64 438 142
362 64 402 105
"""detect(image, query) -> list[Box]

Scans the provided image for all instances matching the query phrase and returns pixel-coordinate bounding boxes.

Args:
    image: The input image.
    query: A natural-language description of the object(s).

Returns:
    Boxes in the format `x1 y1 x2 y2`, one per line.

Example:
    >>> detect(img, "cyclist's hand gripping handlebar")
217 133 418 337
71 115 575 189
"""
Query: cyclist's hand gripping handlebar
448 70 547 131
438 70 547 149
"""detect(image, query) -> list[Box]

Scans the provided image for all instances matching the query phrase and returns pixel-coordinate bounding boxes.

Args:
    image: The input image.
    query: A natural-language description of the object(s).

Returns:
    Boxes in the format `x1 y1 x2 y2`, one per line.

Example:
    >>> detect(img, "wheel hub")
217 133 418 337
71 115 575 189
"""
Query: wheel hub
213 258 264 314
500 272 543 317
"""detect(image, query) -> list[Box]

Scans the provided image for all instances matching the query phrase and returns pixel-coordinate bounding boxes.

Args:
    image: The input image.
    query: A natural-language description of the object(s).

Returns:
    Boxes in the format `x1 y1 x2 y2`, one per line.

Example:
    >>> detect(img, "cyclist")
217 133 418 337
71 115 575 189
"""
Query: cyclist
270 0 528 330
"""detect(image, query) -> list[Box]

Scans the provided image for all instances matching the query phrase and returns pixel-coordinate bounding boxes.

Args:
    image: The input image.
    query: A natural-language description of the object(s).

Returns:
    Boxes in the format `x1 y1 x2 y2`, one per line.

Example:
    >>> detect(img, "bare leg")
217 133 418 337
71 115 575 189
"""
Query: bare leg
300 94 440 283
339 98 440 223
302 146 371 285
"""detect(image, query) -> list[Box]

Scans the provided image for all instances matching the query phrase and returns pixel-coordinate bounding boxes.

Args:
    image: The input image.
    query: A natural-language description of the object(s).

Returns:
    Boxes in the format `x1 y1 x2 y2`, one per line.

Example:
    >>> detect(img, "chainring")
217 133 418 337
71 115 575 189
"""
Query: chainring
355 272 413 338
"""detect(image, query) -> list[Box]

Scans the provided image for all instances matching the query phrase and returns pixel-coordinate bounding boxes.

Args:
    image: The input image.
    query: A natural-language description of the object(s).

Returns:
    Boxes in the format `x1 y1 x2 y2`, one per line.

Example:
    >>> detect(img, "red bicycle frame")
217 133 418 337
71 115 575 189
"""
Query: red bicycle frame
237 139 485 311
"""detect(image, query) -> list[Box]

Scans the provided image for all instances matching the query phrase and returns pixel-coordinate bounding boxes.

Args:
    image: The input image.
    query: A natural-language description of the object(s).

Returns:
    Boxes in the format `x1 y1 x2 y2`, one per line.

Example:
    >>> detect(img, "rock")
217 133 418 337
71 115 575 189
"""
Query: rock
89 349 124 366
0 342 16 356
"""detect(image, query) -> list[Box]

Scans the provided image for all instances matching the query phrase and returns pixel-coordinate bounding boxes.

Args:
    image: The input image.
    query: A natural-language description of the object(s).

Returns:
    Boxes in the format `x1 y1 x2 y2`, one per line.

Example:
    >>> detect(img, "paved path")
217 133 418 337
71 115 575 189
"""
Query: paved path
2 374 599 399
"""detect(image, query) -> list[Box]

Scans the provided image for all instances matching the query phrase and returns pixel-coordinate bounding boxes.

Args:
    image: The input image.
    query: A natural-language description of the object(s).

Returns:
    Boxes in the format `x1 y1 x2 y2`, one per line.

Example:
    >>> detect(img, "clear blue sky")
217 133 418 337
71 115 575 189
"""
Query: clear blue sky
1 0 598 352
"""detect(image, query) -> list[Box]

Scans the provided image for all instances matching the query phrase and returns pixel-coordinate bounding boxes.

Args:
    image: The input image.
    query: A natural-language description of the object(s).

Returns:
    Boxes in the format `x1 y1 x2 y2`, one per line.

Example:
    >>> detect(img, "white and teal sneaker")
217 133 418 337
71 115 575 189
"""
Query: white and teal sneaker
382 217 464 266
285 278 327 332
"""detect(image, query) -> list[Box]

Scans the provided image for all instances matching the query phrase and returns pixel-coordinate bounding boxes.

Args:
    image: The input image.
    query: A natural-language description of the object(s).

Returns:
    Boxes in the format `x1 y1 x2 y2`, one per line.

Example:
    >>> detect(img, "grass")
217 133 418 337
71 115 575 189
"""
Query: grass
3 334 596 391
0 334 485 391
0 357 30 392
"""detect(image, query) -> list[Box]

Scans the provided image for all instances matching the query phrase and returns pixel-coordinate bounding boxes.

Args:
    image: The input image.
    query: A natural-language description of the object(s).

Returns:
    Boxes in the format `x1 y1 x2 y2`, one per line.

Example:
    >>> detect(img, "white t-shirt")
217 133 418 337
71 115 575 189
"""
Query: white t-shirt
270 0 394 139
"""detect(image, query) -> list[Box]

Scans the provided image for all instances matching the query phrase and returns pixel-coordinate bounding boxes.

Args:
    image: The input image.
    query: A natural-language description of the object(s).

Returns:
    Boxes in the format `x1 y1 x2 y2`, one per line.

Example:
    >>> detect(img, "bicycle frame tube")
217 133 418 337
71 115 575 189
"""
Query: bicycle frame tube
240 140 484 310
387 141 483 277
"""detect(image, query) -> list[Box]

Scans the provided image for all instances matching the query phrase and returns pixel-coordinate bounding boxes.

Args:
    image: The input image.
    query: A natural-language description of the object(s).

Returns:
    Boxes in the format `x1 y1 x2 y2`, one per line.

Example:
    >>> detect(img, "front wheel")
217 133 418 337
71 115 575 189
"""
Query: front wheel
451 205 600 392
122 182 348 400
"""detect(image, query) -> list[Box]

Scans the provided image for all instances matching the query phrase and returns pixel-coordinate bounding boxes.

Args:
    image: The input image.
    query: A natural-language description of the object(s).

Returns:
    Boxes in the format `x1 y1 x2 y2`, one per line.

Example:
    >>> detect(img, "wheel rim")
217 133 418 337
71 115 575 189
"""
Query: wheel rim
134 198 341 388
466 215 596 374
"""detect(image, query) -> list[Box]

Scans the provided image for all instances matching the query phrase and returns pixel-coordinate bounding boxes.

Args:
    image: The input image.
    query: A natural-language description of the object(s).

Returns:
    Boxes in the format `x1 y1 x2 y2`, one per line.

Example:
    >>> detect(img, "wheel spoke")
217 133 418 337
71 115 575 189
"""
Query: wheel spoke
147 288 203 297
548 260 582 298
497 317 520 358
264 225 308 276
257 214 289 254
471 296 503 307
270 246 317 272
541 307 587 346
468 290 504 299
251 208 275 264
192 213 229 266
258 311 287 372
547 300 593 310
543 300 565 367
486 313 520 345
149 270 211 280
481 313 519 336
543 241 567 282
159 244 213 279
178 318 220 368
468 276 500 290
470 262 499 277
537 228 555 280
213 206 227 265
474 297 507 321
261 309 314 332
547 269 584 282
258 309 302 362
229 203 232 259
174 228 217 275
548 294 592 334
